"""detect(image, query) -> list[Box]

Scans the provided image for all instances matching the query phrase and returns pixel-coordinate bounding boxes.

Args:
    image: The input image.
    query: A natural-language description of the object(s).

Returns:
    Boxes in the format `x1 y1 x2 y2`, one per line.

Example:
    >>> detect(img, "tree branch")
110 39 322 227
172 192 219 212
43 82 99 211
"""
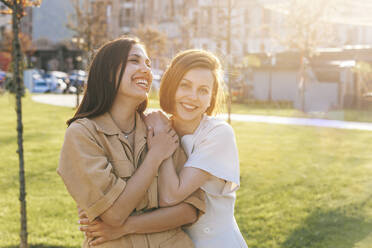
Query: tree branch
0 0 12 8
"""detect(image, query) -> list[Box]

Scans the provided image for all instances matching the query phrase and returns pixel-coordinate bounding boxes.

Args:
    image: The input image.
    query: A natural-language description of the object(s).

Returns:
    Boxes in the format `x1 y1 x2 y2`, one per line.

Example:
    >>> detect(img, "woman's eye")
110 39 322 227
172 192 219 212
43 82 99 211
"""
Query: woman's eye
129 59 139 63
180 83 189 88
200 88 209 94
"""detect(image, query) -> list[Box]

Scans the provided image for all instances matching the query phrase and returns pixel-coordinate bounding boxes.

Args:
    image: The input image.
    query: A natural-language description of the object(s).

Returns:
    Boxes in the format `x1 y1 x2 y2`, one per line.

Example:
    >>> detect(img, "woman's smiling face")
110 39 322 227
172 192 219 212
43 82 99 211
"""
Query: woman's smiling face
117 44 153 102
173 67 214 125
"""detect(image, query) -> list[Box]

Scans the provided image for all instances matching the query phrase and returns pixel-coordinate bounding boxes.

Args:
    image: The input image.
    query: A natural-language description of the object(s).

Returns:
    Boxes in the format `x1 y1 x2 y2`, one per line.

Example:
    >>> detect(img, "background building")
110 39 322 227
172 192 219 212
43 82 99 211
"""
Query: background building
2 0 372 111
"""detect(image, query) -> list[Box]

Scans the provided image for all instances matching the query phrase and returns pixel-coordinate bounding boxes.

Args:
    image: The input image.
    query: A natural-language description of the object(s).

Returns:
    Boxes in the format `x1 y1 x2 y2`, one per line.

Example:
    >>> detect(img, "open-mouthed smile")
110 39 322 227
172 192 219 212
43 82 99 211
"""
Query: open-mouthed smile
180 102 198 111
133 78 150 90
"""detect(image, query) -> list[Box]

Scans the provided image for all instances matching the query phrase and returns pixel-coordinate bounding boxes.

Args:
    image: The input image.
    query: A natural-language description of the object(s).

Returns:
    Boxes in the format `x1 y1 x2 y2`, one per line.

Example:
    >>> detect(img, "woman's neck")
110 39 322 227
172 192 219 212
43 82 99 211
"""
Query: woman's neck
110 97 138 132
172 115 203 137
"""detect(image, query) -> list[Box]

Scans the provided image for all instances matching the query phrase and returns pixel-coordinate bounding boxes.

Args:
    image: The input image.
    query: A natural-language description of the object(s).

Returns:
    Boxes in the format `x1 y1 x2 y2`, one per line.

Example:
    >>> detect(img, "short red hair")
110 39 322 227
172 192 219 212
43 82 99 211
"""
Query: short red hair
159 49 225 116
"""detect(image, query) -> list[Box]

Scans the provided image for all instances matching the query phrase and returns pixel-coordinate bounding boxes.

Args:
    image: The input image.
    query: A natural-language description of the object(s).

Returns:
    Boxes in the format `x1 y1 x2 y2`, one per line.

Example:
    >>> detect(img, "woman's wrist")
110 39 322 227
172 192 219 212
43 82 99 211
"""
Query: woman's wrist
147 148 164 165
121 216 137 235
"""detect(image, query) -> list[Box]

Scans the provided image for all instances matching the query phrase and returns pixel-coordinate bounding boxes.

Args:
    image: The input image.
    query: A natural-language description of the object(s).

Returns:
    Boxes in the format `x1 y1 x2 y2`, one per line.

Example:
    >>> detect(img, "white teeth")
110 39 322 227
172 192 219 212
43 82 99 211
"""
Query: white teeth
181 103 197 110
135 79 148 88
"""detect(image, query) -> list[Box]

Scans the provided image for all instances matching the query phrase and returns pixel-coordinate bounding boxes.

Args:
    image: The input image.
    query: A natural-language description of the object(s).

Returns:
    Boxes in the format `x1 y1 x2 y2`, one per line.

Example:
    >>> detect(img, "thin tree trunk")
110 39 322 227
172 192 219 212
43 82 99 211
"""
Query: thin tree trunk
227 0 232 124
299 54 306 112
76 83 80 109
12 1 28 247
268 61 272 103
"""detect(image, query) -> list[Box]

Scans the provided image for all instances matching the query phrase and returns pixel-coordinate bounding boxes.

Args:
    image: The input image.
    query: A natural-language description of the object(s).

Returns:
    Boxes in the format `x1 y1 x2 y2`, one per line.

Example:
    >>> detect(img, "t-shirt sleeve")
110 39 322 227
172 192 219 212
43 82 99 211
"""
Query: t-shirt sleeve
183 123 240 195
57 121 126 221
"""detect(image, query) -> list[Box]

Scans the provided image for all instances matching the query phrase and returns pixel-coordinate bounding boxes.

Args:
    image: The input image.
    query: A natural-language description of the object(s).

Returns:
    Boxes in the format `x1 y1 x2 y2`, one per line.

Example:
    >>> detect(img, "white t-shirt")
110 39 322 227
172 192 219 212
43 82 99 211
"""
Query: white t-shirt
182 115 248 248
182 115 240 195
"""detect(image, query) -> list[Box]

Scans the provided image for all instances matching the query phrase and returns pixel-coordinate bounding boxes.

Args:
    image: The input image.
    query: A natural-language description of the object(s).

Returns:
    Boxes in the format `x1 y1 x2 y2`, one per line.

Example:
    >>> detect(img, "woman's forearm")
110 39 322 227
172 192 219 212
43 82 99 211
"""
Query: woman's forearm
100 127 179 227
158 157 182 206
158 157 211 207
80 203 197 245
125 203 197 235
100 149 163 226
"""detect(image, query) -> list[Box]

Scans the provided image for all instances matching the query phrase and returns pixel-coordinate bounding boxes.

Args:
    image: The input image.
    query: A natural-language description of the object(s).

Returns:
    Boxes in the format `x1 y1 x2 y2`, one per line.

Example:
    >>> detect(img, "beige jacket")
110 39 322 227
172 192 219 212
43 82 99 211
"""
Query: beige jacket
57 112 205 248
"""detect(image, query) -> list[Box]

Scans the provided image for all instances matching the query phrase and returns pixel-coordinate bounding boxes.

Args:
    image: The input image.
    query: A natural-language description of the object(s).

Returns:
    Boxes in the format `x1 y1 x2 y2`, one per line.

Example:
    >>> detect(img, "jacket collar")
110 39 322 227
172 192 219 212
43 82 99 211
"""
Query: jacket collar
92 111 147 139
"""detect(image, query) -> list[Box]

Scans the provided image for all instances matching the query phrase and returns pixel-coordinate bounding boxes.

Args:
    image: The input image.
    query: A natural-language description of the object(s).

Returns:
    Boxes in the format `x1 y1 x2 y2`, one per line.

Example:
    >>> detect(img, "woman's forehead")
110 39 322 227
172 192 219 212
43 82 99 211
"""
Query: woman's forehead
129 44 149 59
182 68 214 86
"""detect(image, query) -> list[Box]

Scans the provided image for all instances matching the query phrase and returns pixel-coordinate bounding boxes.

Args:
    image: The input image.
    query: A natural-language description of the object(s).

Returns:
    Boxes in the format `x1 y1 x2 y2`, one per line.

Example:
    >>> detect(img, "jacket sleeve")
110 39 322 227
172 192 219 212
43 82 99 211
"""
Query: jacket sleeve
57 121 126 221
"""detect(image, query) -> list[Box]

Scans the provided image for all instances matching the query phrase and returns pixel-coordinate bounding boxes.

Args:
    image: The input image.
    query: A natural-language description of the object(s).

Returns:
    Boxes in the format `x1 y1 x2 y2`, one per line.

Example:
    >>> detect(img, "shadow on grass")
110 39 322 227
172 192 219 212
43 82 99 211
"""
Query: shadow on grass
2 245 77 248
281 199 372 248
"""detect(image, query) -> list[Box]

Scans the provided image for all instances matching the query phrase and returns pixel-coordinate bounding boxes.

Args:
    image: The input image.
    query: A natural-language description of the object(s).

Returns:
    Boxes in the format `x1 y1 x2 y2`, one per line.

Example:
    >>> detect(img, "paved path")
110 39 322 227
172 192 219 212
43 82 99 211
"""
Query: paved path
32 94 82 108
32 94 372 132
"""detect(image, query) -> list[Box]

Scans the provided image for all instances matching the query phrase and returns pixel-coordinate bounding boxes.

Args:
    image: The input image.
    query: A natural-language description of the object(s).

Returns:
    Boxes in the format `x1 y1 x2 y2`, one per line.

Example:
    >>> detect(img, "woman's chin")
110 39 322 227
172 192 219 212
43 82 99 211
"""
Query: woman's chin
119 90 148 101
174 113 202 124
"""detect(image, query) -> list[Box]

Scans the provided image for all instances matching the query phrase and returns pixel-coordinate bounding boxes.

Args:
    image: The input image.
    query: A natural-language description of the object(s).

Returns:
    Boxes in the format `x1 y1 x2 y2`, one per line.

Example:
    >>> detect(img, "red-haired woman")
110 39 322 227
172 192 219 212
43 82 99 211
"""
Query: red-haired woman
146 49 248 248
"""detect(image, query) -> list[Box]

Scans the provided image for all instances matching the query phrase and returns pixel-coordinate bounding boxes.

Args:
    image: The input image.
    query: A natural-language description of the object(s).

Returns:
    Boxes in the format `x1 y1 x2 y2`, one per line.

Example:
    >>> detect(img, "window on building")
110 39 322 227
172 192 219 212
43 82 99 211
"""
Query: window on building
119 8 124 27
119 7 133 27
346 27 357 45
217 8 225 26
242 42 247 54
262 8 271 38
192 12 199 35
207 7 212 25
263 8 270 24
244 8 250 25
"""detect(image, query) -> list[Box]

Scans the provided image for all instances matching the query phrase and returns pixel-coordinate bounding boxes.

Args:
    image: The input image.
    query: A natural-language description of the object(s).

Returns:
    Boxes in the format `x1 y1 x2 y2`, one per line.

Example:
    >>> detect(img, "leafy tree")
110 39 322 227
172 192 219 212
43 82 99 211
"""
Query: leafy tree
0 1 42 247
67 0 110 108
352 61 372 107
274 0 337 111
67 0 110 61
0 30 35 73
0 29 34 54
134 25 168 69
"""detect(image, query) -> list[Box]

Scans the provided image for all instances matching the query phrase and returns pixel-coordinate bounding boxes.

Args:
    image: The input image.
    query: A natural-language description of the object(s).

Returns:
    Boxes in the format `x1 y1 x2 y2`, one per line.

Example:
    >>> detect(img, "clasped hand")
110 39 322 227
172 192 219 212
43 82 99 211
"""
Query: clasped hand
78 207 127 246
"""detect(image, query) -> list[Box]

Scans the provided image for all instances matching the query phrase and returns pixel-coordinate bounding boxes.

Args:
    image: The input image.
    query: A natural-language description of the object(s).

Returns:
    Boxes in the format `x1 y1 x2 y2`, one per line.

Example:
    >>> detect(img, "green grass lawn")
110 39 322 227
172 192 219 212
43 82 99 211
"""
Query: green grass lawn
149 93 372 123
228 101 372 123
1 93 372 248
231 102 372 123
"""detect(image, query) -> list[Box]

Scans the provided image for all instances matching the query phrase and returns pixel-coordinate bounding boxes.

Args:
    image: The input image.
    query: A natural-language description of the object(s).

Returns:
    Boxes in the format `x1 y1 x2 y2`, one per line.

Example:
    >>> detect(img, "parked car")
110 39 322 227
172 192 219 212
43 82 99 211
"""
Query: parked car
0 70 5 89
50 71 68 82
44 71 71 94
68 70 87 93
69 70 86 86
27 70 74 94
32 79 50 93
24 69 44 92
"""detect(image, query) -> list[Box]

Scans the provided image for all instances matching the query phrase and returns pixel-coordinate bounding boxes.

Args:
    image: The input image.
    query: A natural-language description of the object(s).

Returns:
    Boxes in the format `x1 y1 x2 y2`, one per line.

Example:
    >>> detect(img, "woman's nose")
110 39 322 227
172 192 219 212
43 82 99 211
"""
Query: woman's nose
187 89 198 100
140 62 151 74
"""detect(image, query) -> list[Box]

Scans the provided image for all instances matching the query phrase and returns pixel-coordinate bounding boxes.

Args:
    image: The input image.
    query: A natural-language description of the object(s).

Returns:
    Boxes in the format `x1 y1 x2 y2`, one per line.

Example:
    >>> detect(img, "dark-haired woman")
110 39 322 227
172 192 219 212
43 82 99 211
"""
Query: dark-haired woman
58 37 204 247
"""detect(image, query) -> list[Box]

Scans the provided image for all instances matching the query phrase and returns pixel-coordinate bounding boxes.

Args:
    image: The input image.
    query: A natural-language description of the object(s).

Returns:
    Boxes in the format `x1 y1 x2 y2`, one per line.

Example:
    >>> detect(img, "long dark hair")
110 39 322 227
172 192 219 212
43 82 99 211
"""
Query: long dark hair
67 36 147 126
